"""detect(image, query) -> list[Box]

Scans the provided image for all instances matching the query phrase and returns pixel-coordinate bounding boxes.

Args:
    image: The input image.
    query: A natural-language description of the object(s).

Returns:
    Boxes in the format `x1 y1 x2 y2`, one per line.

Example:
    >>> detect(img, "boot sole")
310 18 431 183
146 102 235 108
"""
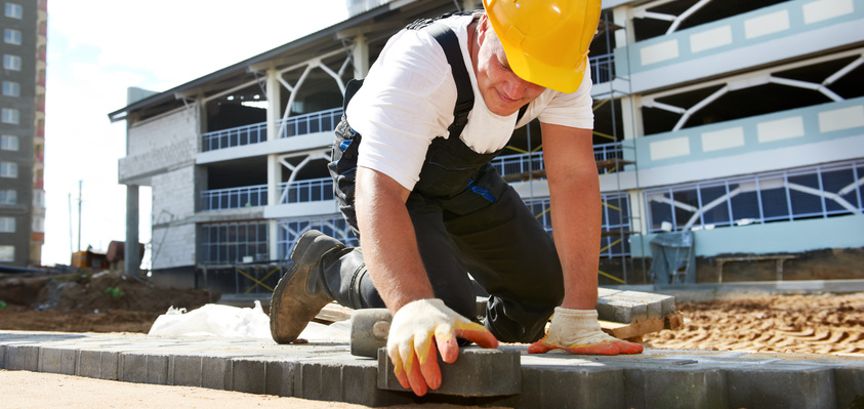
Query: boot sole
269 231 340 344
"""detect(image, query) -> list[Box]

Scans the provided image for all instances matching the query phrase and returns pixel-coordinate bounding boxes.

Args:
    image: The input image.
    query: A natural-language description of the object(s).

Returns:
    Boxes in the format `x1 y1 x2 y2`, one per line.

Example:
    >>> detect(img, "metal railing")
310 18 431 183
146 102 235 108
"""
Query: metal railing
201 184 268 210
491 152 545 179
202 122 268 152
279 108 343 139
279 177 334 204
589 53 615 84
594 141 624 162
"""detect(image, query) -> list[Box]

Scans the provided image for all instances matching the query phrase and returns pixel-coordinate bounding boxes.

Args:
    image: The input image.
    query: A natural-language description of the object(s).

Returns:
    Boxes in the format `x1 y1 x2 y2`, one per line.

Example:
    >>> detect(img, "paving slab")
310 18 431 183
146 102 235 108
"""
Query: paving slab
2 330 863 409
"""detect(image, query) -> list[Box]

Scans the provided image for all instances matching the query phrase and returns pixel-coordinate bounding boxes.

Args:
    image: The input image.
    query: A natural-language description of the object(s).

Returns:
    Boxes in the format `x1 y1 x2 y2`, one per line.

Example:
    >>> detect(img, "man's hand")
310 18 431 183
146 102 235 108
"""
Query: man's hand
387 299 499 396
528 307 643 355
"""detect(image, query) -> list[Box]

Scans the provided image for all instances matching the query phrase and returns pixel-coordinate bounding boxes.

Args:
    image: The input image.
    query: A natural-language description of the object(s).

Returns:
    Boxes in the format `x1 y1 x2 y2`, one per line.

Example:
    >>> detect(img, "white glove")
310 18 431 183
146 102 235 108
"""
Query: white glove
528 307 643 355
386 299 498 396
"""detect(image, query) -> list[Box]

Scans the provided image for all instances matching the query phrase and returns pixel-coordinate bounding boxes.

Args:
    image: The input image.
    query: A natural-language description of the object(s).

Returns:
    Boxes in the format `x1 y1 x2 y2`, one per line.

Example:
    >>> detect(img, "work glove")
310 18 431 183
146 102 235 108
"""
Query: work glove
528 307 643 355
387 298 499 396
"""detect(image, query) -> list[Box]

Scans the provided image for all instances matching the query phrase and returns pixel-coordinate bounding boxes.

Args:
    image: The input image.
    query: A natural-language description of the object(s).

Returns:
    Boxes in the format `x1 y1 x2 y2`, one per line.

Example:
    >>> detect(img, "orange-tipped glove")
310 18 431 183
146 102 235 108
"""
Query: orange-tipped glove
386 298 499 396
528 307 643 355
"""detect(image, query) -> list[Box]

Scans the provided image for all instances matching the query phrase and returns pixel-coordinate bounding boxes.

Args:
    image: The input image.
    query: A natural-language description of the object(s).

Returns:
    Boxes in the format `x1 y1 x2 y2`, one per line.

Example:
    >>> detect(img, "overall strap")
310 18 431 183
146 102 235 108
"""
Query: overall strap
420 23 474 142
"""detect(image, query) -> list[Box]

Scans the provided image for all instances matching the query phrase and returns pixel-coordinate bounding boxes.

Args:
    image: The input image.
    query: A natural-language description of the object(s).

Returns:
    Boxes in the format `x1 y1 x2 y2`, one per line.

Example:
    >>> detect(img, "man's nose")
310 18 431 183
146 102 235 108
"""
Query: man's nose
503 75 541 100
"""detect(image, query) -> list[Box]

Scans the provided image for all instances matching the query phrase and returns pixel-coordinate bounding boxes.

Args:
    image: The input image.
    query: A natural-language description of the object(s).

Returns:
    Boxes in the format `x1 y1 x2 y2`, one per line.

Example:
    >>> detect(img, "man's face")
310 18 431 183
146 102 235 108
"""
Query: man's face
474 24 545 116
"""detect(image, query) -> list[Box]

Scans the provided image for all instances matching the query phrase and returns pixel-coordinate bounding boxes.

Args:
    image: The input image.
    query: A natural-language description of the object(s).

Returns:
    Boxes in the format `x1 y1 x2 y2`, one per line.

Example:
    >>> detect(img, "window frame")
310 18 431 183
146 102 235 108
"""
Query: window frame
0 161 18 178
2 54 22 71
0 216 16 233
1 134 18 151
4 3 22 19
1 80 20 97
3 28 21 45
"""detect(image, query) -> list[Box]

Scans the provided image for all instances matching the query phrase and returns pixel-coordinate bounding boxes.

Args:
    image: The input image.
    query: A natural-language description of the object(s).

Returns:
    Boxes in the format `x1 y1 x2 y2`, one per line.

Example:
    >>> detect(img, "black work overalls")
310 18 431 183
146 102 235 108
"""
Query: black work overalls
323 21 564 342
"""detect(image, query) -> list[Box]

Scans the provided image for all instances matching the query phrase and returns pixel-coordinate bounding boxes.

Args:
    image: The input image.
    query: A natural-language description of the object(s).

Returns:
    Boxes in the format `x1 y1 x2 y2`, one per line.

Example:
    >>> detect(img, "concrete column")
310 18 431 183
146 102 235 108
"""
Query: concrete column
124 184 140 277
266 69 283 261
613 6 634 48
352 34 369 79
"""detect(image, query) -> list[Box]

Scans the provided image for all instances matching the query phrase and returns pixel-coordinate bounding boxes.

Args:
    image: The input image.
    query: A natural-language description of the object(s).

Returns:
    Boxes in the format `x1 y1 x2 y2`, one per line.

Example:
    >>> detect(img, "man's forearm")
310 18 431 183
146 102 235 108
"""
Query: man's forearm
355 166 434 312
548 169 601 309
542 123 602 310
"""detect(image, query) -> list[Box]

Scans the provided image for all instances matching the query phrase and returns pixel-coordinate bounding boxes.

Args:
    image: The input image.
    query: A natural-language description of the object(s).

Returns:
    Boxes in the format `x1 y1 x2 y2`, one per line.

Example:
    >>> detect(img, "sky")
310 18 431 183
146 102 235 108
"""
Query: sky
43 1 347 266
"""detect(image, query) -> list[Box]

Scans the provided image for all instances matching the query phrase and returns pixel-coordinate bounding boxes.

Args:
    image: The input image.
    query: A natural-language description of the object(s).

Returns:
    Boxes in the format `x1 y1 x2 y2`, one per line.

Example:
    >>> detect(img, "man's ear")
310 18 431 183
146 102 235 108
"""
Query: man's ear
477 13 490 43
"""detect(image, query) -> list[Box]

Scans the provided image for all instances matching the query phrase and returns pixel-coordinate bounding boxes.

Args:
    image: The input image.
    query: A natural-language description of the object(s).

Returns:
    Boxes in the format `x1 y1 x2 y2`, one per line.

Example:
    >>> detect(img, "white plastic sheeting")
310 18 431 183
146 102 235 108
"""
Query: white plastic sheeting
147 301 350 343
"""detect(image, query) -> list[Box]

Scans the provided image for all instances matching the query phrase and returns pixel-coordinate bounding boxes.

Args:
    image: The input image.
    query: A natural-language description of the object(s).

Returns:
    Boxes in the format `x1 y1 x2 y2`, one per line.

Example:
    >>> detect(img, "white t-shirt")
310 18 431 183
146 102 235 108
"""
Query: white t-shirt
346 14 594 191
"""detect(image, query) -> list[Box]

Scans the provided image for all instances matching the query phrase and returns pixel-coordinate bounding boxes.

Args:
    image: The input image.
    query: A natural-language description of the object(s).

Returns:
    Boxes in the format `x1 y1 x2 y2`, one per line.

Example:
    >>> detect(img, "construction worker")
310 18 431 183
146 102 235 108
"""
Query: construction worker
270 0 643 397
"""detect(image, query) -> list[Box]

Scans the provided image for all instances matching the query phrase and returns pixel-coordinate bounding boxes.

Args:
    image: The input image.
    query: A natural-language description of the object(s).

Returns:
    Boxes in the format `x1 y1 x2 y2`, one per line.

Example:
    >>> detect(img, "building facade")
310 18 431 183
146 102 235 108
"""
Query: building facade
111 0 863 291
0 0 46 267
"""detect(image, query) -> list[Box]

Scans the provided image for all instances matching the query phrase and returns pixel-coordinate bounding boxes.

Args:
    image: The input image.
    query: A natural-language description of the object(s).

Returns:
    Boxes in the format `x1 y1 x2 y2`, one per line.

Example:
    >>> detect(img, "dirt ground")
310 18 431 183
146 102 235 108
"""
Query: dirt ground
644 292 864 355
0 370 504 409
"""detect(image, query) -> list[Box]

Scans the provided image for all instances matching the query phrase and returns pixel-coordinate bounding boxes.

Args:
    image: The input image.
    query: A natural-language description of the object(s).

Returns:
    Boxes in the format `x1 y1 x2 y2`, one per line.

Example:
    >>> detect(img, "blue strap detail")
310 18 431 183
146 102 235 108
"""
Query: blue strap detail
339 139 352 152
467 179 496 203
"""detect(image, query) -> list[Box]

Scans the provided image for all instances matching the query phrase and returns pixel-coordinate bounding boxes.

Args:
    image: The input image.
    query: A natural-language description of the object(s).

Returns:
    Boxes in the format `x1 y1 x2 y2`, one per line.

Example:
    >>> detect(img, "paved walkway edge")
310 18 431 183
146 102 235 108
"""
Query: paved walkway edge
1 331 862 408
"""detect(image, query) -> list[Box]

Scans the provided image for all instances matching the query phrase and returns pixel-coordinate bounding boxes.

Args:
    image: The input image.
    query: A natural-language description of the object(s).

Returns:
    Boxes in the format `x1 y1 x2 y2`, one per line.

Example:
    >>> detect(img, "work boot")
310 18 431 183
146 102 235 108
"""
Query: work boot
270 230 347 344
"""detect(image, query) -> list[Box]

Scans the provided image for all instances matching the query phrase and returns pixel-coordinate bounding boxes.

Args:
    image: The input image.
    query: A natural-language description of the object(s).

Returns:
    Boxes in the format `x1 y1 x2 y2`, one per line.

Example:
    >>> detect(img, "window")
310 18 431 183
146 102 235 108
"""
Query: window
3 28 20 45
3 54 21 71
1 135 18 151
0 216 16 232
0 161 17 178
0 189 16 205
0 245 13 261
2 81 19 97
32 189 43 208
32 215 43 232
646 160 864 232
4 3 22 19
1 108 19 124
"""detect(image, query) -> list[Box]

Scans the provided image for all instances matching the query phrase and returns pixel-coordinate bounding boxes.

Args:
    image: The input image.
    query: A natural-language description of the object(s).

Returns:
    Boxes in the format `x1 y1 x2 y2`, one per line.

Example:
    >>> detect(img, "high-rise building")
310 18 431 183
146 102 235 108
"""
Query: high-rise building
0 0 46 267
111 0 863 291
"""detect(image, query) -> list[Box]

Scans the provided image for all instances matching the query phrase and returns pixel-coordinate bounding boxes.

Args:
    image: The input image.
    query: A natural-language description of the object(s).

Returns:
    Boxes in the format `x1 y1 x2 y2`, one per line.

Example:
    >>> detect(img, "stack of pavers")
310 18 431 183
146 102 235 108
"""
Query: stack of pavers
1 287 862 408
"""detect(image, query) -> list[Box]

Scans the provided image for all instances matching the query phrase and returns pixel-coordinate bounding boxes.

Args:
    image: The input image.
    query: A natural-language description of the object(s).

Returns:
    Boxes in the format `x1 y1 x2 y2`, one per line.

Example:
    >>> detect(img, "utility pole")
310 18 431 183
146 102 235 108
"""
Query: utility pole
77 180 82 252
67 193 73 255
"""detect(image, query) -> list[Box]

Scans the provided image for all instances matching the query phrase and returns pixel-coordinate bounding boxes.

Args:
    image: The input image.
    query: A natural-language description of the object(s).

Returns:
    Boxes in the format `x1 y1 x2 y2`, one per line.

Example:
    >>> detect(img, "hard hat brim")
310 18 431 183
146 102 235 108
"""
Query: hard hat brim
501 40 588 94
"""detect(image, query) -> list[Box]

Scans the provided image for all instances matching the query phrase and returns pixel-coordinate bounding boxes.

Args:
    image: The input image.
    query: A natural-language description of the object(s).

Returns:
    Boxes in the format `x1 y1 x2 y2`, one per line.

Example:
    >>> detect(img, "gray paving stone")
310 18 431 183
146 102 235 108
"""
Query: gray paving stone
5 345 39 371
264 360 296 397
624 366 727 409
0 345 5 368
203 356 233 390
169 355 203 387
503 365 626 409
725 365 836 409
38 347 78 375
119 353 148 383
77 350 120 380
378 346 521 397
835 366 864 409
597 296 648 323
146 355 169 384
231 358 266 393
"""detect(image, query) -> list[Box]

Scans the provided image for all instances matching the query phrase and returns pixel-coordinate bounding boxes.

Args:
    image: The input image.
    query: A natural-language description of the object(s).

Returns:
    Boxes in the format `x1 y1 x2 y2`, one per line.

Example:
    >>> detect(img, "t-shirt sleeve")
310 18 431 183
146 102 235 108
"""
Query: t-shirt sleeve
537 61 594 130
346 30 456 191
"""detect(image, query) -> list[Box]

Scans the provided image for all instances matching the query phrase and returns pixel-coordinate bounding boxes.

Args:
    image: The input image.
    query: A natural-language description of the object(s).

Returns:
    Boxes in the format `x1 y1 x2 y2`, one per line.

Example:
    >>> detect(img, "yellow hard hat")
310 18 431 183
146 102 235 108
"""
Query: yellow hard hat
483 0 602 93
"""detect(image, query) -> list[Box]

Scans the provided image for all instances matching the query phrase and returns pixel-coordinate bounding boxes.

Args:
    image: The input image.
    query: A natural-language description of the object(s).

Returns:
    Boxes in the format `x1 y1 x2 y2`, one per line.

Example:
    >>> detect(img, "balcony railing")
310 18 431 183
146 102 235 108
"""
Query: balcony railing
202 122 267 152
491 142 628 179
201 184 268 211
279 108 343 139
279 177 334 204
201 108 345 152
589 53 614 84
491 152 545 179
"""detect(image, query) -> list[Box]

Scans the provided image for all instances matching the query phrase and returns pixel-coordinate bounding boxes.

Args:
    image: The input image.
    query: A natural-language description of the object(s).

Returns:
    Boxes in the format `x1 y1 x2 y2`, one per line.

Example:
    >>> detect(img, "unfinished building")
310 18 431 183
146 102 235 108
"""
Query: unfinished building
109 0 864 292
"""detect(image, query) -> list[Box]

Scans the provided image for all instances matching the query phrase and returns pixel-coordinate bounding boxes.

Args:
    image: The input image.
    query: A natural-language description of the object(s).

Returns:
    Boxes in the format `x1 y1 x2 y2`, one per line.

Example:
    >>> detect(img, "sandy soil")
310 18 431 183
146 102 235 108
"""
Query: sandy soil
0 370 504 409
645 293 864 355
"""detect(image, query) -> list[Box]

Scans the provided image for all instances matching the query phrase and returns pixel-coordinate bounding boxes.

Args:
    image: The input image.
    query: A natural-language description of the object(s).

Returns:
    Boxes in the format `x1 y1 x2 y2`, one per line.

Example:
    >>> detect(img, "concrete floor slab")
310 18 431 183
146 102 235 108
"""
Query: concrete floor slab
1 330 862 408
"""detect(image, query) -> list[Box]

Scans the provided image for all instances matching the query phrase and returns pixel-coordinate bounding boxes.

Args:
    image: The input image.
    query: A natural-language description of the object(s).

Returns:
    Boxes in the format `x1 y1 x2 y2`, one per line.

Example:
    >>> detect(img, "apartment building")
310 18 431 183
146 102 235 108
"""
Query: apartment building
111 0 863 291
0 0 46 267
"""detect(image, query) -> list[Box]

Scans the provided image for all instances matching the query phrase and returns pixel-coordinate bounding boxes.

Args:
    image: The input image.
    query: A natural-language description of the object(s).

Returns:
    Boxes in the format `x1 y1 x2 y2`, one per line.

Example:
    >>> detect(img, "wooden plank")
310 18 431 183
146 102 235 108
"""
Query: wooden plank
600 317 665 340
313 303 353 324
